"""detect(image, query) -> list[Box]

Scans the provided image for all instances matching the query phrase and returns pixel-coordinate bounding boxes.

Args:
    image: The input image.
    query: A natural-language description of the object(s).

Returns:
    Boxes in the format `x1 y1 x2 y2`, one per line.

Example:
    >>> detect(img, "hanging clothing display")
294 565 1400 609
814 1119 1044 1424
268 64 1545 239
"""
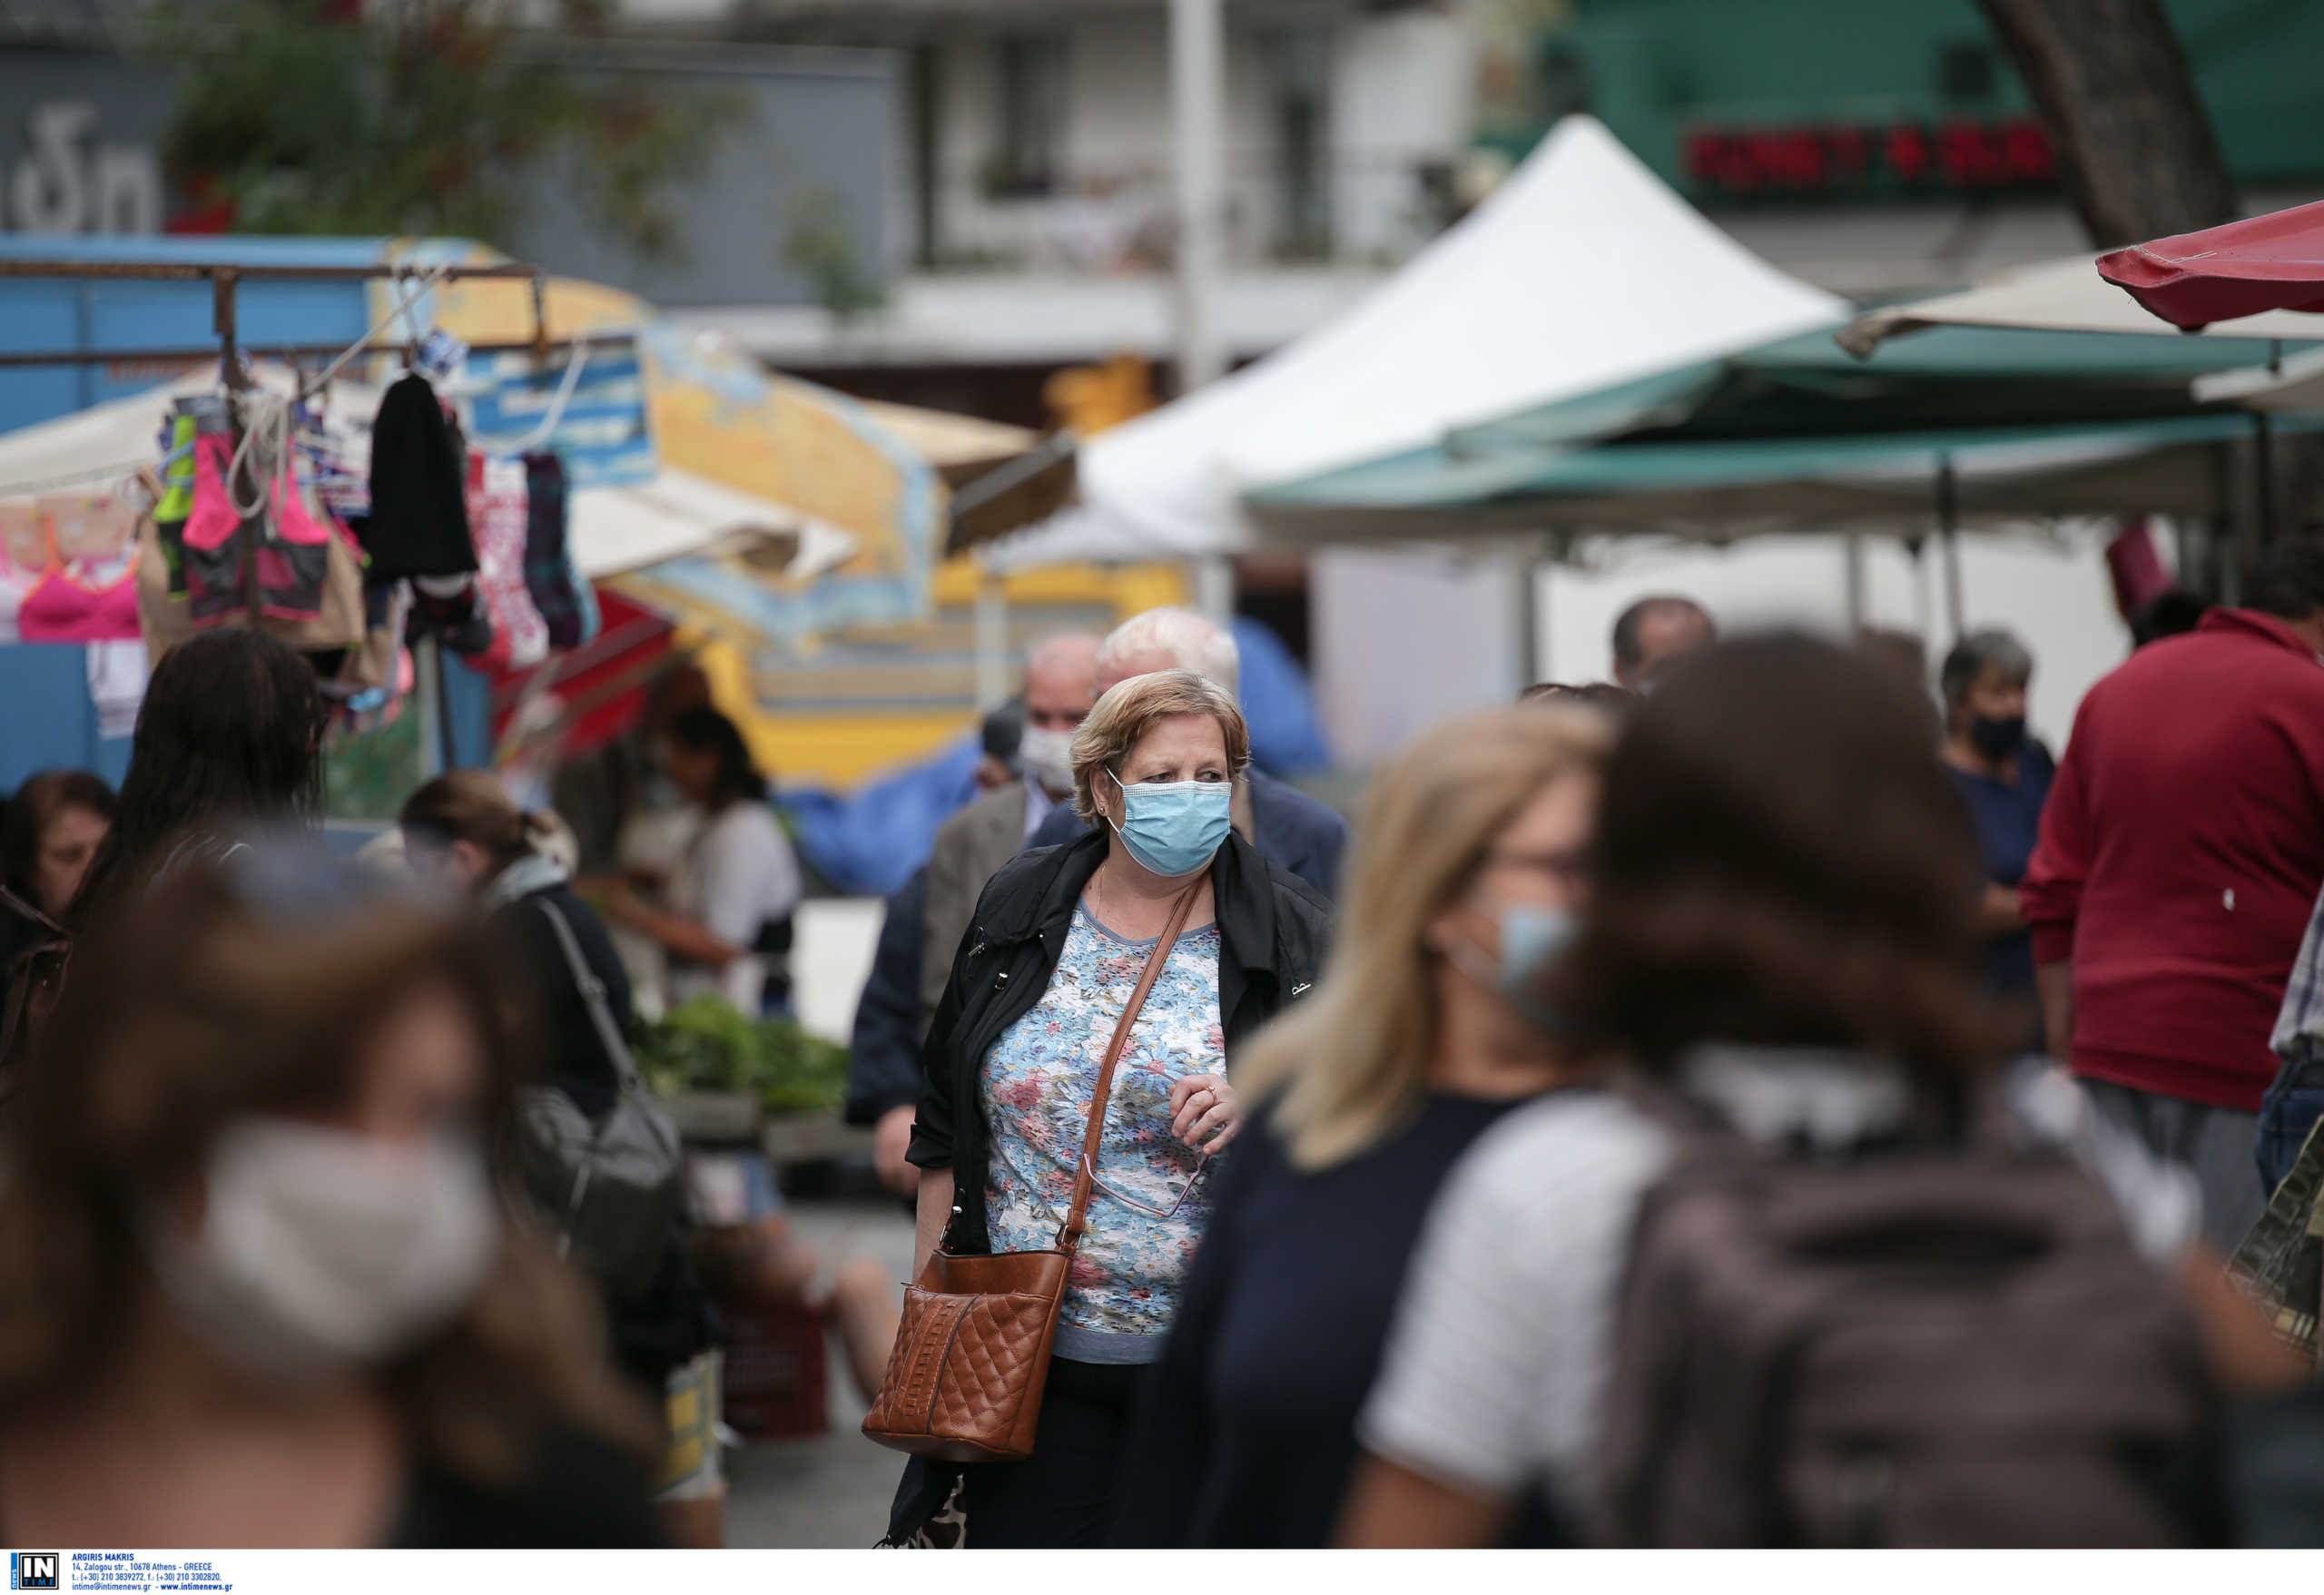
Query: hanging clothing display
522 452 597 649
365 372 478 580
466 452 548 673
0 494 142 645
0 500 47 645
179 398 335 626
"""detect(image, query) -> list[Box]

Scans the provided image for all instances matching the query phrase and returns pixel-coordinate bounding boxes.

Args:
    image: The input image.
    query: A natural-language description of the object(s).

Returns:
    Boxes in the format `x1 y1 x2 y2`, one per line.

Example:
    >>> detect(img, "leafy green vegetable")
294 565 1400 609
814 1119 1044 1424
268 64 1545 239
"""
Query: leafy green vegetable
634 997 849 1117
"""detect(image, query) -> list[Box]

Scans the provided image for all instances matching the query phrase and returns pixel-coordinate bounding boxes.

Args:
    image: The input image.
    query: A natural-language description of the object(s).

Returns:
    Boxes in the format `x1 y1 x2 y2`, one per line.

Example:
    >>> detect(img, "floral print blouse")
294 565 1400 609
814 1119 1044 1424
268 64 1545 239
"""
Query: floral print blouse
980 904 1224 1363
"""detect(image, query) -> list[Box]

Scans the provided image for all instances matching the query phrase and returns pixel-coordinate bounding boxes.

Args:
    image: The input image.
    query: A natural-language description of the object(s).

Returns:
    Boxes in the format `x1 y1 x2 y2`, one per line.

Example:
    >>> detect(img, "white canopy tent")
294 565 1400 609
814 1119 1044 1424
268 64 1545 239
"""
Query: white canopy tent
0 364 848 580
1839 254 2324 356
980 115 1846 572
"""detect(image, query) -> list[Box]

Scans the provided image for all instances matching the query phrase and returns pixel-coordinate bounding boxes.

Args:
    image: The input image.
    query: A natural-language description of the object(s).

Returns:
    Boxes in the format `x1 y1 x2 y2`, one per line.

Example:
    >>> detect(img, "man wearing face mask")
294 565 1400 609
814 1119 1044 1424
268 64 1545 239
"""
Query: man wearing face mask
1938 629 2053 1043
1025 607 1347 901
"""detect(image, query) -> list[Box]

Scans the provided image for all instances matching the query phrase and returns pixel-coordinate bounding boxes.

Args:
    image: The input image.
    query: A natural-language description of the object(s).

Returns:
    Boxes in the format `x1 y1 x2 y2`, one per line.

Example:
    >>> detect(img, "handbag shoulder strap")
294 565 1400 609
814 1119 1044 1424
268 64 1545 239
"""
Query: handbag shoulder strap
532 894 645 1093
1059 881 1202 1252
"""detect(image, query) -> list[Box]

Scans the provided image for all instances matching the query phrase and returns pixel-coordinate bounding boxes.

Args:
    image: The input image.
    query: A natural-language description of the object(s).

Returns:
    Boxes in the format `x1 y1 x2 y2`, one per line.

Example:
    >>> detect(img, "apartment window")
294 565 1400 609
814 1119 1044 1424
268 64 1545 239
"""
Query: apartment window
1274 25 1331 259
990 33 1067 199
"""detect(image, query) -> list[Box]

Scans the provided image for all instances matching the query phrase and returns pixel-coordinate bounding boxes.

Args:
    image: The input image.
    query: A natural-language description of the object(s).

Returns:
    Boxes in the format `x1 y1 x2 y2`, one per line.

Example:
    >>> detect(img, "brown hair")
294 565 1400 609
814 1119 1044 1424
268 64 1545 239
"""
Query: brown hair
1548 632 2012 1102
1 769 116 904
399 772 555 872
0 856 655 1481
1238 702 1611 1169
1068 667 1252 822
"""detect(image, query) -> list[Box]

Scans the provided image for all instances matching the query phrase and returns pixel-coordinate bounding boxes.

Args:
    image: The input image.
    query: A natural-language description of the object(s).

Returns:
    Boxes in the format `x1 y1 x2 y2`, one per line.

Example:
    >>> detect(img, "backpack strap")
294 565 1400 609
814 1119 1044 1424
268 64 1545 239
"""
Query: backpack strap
532 894 645 1096
0 884 69 1072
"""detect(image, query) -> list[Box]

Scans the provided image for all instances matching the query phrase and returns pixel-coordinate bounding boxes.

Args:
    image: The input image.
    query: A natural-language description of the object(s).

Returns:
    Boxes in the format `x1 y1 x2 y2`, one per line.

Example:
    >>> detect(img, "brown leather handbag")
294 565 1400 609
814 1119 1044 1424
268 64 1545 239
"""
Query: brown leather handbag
862 882 1200 1463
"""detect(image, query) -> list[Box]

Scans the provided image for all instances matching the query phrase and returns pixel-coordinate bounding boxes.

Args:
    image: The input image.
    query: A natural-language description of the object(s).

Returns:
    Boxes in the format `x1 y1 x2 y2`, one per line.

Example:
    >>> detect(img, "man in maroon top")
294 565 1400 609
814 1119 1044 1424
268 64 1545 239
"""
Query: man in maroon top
2023 538 2324 1248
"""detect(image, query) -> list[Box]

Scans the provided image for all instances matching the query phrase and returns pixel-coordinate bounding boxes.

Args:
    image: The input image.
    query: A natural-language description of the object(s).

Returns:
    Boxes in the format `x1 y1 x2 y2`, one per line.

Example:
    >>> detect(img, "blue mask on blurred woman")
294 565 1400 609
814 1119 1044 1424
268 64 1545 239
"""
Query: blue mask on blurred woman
1107 772 1233 878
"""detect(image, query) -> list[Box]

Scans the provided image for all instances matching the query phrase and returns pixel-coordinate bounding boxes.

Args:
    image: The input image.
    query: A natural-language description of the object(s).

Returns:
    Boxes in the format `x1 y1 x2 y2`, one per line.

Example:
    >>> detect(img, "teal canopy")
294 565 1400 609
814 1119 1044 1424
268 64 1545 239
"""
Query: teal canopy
1247 322 2324 544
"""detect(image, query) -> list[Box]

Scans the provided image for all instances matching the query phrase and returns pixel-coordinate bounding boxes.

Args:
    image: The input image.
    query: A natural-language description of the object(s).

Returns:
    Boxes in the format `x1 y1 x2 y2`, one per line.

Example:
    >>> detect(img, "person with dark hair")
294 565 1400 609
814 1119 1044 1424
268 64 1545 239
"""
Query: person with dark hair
1337 635 2299 1549
1938 630 2054 1035
2024 536 2324 1248
399 772 724 1546
2132 588 2209 650
71 628 325 922
0 841 664 1545
0 770 115 1078
600 704 800 1012
1607 595 1713 691
976 696 1029 792
2 770 114 922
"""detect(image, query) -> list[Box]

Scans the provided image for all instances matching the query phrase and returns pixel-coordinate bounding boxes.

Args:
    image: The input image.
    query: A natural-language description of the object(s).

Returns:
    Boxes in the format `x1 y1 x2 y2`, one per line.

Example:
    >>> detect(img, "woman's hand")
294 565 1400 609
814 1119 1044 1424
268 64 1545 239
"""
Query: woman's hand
1170 1073 1239 1153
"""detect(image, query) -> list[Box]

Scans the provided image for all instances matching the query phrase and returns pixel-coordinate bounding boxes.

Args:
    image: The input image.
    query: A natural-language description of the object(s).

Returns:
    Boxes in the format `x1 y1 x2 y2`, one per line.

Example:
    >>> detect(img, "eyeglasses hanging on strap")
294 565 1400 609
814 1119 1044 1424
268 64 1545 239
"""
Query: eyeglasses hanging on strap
1080 1147 1211 1219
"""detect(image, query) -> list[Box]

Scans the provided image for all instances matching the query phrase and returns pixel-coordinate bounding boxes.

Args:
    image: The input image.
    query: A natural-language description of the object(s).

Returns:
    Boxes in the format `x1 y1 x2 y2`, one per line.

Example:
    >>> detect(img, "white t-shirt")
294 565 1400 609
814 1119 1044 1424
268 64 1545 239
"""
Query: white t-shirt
668 802 802 1011
1356 1050 2202 1524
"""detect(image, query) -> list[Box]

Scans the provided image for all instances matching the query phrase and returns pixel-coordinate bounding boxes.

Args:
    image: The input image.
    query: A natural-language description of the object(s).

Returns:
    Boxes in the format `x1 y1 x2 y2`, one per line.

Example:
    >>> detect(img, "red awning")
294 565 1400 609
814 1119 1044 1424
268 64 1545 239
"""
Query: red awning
487 587 676 763
2098 200 2324 330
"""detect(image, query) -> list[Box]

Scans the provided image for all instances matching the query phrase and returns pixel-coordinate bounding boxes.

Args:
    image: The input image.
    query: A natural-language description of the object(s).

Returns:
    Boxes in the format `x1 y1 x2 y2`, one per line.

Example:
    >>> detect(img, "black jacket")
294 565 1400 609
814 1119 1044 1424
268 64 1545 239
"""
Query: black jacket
844 864 931 1126
907 825 1332 1255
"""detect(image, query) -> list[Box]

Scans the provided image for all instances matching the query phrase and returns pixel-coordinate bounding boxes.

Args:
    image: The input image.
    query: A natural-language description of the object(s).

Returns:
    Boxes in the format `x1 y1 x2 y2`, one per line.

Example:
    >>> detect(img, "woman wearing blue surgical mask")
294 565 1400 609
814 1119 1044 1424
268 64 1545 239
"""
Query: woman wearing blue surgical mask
892 667 1333 1549
0 845 664 1547
1109 700 1610 1548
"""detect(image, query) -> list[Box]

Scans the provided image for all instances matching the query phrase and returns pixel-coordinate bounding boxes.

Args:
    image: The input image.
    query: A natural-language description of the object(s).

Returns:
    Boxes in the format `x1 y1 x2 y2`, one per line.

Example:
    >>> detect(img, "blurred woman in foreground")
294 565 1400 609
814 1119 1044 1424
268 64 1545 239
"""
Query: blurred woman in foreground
1340 635 2299 1549
0 844 663 1546
1115 700 1610 1546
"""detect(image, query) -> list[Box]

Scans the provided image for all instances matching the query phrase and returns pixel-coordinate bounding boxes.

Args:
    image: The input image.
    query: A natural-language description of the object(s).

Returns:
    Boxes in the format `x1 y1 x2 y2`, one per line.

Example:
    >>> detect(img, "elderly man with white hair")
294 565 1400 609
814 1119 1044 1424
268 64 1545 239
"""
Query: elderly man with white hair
1024 606 1347 900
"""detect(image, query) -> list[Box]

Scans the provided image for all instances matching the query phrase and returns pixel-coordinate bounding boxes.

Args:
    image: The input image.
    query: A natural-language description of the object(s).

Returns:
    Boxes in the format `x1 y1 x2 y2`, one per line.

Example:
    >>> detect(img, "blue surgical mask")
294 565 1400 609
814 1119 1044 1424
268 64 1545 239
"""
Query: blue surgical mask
1106 771 1233 878
1497 903 1577 992
1447 901 1578 1032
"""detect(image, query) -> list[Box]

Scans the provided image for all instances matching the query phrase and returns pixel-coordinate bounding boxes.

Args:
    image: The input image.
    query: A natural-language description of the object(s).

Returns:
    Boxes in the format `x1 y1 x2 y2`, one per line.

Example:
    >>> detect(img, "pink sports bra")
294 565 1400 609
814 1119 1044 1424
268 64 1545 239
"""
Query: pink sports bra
18 549 142 644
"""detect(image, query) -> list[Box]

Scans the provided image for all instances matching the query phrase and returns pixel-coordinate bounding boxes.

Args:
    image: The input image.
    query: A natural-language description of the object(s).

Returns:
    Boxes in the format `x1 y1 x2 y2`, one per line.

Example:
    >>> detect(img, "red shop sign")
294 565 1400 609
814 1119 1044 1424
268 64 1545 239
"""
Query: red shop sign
1682 118 2055 198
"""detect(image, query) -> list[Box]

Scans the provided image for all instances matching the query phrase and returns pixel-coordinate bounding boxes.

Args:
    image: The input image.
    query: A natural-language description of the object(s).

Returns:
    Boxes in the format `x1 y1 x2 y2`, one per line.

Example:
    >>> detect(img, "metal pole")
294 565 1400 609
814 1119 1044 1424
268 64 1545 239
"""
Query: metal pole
1937 454 1965 643
1172 0 1233 624
1195 557 1236 626
1908 537 1933 651
971 567 1009 711
2255 410 2279 548
1171 0 1226 397
1842 531 1867 632
1518 554 1546 694
416 637 445 780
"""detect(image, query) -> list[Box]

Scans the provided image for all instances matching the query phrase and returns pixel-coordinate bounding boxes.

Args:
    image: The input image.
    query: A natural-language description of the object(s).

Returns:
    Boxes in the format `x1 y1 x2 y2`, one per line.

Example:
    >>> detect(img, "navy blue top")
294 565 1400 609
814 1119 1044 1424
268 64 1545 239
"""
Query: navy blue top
1109 1090 1524 1547
1946 742 2056 999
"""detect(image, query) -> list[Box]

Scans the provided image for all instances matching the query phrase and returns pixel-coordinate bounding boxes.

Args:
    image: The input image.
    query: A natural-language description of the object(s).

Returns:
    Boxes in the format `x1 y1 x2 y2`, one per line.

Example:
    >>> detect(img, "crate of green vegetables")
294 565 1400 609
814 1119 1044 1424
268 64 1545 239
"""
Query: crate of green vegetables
635 998 851 1140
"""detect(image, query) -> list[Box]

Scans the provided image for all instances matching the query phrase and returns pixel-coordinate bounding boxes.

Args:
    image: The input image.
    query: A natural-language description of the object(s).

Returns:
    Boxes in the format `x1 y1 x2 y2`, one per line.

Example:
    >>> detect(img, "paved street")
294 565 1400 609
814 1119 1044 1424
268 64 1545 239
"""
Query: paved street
726 1195 918 1549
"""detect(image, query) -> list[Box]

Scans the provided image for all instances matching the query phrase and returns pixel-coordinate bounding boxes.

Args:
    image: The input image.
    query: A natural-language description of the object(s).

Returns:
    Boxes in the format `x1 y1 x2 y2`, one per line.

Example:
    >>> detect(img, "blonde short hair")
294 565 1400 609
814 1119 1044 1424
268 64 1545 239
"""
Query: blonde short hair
1236 701 1612 1170
1069 668 1251 822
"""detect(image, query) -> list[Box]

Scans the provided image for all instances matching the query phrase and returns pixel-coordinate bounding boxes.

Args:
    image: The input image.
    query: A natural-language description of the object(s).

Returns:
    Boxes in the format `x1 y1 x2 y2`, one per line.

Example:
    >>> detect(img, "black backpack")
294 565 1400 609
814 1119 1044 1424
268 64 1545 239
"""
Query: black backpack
1597 1086 2221 1547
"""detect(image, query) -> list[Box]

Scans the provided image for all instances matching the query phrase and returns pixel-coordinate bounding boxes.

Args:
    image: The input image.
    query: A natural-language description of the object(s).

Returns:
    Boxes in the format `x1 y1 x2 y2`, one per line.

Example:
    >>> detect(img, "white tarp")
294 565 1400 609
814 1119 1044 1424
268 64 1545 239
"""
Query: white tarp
571 470 855 578
2193 343 2324 411
1839 253 2324 356
981 115 1846 571
0 365 844 579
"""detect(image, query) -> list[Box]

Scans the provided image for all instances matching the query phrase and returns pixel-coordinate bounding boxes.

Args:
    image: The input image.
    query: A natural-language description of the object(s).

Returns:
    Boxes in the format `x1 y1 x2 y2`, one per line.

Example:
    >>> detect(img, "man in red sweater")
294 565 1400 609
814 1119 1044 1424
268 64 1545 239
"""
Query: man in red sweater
2023 538 2324 1248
